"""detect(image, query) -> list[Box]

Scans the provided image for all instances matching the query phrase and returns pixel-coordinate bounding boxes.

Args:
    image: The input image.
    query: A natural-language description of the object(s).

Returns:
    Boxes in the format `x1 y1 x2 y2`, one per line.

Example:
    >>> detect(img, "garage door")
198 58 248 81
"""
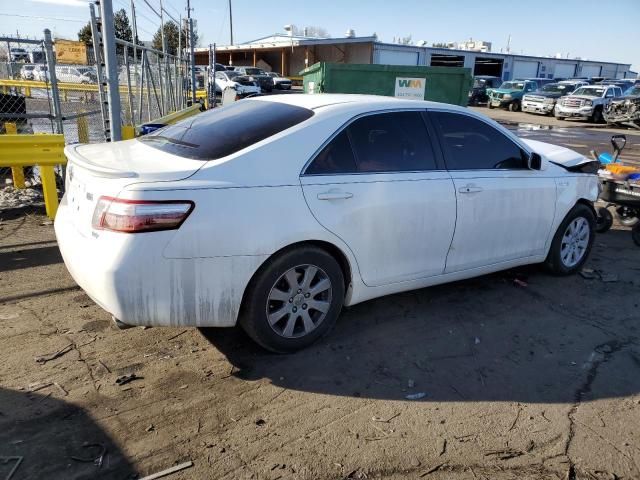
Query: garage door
512 60 539 79
377 49 419 66
581 65 601 78
554 63 576 78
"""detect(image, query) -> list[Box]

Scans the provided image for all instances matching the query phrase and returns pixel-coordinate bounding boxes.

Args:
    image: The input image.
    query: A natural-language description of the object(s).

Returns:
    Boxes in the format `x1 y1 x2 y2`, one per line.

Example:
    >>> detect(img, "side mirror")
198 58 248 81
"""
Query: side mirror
528 152 542 170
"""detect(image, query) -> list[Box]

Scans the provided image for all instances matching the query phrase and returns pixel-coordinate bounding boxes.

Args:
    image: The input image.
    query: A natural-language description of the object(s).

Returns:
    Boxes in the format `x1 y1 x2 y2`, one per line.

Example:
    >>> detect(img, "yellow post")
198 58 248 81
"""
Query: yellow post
25 86 31 97
40 165 59 219
77 114 89 143
5 123 26 189
122 125 135 140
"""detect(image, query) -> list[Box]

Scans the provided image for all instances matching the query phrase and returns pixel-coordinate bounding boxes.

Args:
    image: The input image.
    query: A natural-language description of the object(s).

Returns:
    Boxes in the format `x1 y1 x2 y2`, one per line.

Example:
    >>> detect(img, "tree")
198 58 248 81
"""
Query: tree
153 21 197 55
398 35 412 45
432 42 451 48
77 8 132 55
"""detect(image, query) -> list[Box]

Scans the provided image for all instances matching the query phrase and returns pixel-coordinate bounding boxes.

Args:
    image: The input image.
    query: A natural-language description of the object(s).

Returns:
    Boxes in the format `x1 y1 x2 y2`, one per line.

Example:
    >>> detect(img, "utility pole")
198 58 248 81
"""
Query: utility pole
228 0 233 45
99 0 122 141
130 0 138 68
187 0 196 103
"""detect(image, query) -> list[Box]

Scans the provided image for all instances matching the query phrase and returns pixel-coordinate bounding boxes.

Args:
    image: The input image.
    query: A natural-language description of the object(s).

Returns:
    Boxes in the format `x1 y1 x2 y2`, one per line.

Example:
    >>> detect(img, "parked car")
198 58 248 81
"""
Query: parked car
55 94 599 352
555 84 624 122
214 70 261 97
521 77 556 88
522 81 588 116
604 85 640 127
600 79 635 91
32 64 48 82
233 66 274 92
488 80 538 111
48 65 97 84
468 75 501 106
266 72 292 90
20 64 36 80
9 48 29 62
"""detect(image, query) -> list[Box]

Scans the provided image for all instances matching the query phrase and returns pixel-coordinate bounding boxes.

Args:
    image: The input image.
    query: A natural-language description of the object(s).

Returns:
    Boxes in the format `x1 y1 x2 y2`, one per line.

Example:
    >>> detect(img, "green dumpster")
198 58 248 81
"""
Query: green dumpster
300 62 473 106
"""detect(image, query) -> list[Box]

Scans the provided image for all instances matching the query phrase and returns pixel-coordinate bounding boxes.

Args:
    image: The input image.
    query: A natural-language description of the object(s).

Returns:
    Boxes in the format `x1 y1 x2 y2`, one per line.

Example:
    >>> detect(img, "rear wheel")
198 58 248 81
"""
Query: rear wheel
239 247 345 353
544 204 595 275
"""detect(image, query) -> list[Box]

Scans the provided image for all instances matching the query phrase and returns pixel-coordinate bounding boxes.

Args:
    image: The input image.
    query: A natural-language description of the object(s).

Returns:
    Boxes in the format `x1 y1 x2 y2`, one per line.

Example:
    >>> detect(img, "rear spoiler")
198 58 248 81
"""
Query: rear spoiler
64 145 138 179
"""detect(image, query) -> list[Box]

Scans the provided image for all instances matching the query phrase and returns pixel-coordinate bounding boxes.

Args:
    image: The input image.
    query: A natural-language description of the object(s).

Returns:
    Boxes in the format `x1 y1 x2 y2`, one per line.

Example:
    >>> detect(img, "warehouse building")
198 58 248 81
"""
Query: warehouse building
194 33 635 80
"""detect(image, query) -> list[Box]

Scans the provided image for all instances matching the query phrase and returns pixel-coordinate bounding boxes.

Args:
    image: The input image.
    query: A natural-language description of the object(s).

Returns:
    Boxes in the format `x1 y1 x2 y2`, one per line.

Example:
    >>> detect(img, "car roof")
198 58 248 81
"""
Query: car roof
251 93 465 113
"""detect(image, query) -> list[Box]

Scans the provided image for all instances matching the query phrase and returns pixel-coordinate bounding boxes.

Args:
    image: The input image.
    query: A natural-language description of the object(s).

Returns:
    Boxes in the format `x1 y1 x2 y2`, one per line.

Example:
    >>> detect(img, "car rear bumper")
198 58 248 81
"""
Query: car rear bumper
54 198 266 328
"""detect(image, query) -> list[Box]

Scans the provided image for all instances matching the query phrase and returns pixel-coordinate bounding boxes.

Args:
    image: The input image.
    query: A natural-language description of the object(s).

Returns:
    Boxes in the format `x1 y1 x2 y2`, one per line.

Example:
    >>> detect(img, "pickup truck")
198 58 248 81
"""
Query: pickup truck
522 81 587 116
488 80 538 111
555 85 624 123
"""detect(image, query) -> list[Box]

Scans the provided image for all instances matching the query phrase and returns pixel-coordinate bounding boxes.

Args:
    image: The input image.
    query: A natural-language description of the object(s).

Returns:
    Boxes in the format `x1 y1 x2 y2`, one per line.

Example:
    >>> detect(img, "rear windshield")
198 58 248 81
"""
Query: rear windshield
138 100 314 160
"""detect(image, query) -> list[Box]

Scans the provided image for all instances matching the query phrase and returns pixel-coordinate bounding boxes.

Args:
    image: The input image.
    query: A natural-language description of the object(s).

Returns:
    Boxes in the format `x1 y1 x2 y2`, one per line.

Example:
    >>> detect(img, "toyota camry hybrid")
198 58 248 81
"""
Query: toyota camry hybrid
55 94 599 352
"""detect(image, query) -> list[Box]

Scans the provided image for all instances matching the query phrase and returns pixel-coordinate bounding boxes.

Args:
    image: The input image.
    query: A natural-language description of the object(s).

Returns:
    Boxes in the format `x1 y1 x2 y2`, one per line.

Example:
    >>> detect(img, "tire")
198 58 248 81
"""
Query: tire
510 100 521 112
591 107 604 124
239 246 345 353
595 206 613 233
632 223 640 247
544 204 596 275
548 106 555 117
488 101 494 109
615 207 639 227
556 116 565 120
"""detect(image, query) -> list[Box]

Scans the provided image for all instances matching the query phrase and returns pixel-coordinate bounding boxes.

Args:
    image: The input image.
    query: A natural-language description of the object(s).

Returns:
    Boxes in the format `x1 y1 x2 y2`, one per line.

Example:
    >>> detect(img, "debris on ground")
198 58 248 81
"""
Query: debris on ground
70 443 107 468
474 337 481 345
437 438 447 456
419 462 445 477
0 456 23 480
405 392 427 400
371 413 401 423
138 460 193 480
580 268 599 280
115 373 143 386
484 447 525 460
27 381 53 392
407 379 415 388
600 273 619 283
35 344 73 364
513 278 528 288
0 186 43 209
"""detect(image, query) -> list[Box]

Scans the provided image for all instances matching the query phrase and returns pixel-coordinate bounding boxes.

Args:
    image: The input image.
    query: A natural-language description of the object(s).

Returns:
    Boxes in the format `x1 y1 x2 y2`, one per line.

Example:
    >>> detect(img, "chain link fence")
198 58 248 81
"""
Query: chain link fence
0 36 57 210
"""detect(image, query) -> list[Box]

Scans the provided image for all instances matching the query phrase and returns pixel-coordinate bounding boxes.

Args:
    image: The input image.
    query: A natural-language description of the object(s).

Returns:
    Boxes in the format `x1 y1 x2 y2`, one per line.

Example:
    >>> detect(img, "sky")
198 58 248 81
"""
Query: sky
0 0 638 72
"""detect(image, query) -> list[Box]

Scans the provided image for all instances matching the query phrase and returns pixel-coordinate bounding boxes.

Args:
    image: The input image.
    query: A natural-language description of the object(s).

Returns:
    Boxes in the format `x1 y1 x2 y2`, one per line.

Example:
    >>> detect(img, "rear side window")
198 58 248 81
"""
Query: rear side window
433 112 528 170
349 112 437 172
305 131 357 175
305 111 437 175
138 100 314 160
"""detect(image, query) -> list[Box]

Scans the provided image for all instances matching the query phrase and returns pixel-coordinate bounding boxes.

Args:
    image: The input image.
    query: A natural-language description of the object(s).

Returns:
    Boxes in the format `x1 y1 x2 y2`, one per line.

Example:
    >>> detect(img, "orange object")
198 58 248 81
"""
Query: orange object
605 164 640 175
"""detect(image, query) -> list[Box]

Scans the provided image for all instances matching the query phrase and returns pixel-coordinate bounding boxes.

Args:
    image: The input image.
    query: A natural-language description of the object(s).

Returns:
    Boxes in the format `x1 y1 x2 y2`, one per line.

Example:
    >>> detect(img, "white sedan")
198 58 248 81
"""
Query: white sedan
214 70 261 97
55 94 598 352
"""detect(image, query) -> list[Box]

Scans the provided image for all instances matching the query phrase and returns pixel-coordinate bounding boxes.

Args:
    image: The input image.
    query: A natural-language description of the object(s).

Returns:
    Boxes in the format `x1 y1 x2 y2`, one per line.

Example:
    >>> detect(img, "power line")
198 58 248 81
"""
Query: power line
0 13 86 23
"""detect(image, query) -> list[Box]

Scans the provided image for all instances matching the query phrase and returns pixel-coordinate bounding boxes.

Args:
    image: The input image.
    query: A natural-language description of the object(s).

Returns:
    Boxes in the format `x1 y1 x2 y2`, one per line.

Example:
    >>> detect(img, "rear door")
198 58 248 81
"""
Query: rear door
301 110 456 287
429 110 557 273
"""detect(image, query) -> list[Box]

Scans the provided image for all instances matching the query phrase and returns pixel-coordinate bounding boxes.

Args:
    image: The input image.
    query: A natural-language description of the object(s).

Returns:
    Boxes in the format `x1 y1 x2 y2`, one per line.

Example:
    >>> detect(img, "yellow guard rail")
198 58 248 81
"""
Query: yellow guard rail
0 133 66 219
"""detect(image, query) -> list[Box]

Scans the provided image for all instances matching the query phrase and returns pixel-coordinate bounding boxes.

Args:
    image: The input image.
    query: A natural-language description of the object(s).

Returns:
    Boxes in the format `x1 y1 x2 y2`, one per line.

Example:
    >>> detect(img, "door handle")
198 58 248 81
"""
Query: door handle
458 185 483 194
317 191 354 200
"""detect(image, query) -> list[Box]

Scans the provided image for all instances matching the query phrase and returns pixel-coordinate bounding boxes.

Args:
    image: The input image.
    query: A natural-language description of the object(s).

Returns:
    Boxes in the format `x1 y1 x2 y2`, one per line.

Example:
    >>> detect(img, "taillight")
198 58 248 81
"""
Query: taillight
92 197 194 233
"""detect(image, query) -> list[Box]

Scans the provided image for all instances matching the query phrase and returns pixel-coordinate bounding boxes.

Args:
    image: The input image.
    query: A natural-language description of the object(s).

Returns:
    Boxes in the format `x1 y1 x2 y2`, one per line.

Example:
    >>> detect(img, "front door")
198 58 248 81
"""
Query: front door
301 111 457 287
429 110 557 273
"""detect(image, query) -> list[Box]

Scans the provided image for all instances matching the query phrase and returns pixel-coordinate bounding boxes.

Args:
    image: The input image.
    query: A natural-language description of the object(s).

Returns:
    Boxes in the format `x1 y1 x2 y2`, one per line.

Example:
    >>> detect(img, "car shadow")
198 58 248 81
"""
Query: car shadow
200 230 640 404
0 387 138 479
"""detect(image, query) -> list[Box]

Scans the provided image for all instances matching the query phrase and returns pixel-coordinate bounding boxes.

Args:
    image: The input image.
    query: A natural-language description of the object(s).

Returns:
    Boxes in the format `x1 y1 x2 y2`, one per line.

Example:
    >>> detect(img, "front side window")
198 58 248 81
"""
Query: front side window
433 112 528 170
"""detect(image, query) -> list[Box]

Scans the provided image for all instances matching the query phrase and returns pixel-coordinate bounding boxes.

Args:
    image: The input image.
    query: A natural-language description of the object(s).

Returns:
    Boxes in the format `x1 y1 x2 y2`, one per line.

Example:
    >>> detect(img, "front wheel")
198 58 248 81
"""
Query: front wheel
615 207 639 227
591 107 604 124
509 100 521 112
544 204 595 275
239 246 345 353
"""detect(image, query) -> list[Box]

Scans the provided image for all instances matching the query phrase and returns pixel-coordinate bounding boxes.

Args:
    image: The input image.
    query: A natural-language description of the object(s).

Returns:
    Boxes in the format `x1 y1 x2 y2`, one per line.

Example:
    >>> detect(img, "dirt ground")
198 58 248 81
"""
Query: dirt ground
1 127 640 480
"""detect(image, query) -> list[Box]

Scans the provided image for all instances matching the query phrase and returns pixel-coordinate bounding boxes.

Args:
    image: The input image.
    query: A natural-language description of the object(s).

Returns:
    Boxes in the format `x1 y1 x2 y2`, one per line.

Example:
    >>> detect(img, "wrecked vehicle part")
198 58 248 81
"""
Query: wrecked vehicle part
604 86 640 128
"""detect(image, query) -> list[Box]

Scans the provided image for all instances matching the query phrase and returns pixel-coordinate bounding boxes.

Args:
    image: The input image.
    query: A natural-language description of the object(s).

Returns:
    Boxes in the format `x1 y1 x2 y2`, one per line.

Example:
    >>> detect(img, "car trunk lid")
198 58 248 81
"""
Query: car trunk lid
64 139 204 237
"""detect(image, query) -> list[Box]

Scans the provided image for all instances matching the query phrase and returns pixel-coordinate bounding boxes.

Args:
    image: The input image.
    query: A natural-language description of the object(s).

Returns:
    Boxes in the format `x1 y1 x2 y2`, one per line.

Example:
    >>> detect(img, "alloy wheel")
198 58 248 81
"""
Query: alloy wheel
560 217 590 267
266 264 332 339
